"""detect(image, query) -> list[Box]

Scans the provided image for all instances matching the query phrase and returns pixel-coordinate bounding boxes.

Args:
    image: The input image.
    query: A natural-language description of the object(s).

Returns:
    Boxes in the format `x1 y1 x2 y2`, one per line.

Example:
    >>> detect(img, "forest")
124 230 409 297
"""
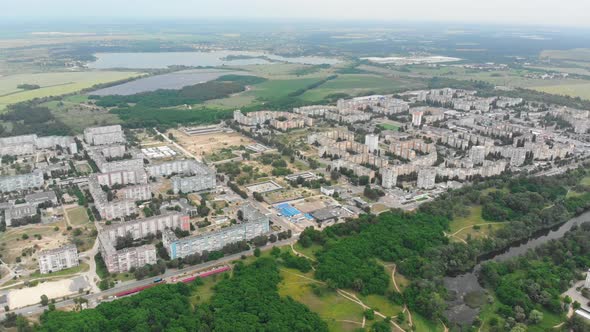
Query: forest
479 224 590 331
298 167 590 324
33 258 327 332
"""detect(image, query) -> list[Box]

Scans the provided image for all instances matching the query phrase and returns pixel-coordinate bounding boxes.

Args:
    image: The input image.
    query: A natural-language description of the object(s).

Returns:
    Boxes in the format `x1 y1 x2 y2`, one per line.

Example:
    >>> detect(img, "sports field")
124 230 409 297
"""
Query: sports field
0 71 141 111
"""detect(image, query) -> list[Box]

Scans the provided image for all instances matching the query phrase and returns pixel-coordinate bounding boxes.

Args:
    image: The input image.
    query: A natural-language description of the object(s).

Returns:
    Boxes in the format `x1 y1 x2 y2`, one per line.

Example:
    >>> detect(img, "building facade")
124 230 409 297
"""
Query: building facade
38 244 79 274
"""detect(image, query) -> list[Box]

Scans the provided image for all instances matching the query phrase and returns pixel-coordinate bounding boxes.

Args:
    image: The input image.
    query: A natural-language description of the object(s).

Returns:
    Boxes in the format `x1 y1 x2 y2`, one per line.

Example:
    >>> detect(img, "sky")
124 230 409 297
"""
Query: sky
3 0 590 28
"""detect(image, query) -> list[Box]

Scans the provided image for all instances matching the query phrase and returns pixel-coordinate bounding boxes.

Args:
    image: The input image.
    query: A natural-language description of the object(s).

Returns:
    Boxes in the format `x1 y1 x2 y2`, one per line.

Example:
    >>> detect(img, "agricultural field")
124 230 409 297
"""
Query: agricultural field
0 71 141 111
300 74 426 101
529 81 590 100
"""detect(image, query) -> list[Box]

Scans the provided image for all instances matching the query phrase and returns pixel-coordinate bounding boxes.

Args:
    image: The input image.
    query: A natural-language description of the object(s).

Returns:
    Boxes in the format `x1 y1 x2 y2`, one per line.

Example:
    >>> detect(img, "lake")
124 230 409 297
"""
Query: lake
444 210 590 325
90 69 247 96
87 51 340 69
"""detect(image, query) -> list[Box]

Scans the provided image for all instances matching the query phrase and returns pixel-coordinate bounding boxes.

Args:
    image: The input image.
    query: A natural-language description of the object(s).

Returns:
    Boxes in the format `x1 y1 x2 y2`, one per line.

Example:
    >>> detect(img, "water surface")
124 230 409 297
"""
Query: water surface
88 51 339 69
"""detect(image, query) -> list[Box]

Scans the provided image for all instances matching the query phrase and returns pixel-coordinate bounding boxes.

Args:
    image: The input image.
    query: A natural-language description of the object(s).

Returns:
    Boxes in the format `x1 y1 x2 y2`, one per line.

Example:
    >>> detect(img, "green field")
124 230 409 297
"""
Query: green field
530 81 590 100
278 268 366 332
0 71 141 111
377 123 400 131
66 206 90 226
448 205 486 234
448 205 507 241
300 74 425 101
247 77 325 99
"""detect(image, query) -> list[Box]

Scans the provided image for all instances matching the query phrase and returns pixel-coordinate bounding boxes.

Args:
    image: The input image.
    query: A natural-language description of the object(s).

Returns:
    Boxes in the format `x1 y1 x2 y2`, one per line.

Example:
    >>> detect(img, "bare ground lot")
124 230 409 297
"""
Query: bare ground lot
0 220 69 270
169 129 255 158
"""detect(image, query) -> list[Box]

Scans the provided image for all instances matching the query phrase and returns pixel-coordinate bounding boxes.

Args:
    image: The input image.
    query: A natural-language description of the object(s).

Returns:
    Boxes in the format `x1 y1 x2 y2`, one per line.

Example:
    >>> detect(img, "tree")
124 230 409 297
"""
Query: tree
254 248 261 257
40 294 49 306
364 309 375 320
528 309 543 324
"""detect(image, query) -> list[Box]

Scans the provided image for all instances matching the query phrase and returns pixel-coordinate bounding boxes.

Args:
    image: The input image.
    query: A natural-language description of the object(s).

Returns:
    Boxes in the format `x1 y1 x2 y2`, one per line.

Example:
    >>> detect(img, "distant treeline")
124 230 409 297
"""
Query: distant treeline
90 75 266 108
0 104 71 137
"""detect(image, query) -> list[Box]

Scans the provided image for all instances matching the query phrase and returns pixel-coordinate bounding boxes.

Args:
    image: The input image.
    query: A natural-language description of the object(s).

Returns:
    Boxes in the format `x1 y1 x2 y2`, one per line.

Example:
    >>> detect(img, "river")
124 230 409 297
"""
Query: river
444 210 590 325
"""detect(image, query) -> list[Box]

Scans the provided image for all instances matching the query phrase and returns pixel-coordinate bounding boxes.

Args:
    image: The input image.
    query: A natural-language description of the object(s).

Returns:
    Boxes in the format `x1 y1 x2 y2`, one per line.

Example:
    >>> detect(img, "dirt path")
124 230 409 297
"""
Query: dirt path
451 223 497 237
391 264 401 293
390 264 413 328
290 243 317 271
281 269 405 332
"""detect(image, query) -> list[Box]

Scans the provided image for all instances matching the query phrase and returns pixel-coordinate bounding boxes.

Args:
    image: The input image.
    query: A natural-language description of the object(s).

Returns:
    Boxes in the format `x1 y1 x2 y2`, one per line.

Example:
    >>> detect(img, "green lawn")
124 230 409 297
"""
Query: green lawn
378 123 400 131
278 268 366 332
29 262 89 279
0 71 141 111
448 205 486 234
448 205 507 241
580 176 590 186
66 206 90 226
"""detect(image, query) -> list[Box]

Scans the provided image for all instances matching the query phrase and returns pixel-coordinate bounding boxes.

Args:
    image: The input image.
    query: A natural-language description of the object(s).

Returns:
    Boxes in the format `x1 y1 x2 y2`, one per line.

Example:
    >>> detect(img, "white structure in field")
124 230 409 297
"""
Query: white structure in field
38 244 79 274
365 134 379 153
585 269 590 289
84 125 125 146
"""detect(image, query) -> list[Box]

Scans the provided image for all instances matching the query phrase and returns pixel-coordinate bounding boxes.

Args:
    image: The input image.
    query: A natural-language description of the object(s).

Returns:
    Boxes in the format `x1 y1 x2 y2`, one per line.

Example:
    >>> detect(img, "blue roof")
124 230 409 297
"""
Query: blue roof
277 203 301 217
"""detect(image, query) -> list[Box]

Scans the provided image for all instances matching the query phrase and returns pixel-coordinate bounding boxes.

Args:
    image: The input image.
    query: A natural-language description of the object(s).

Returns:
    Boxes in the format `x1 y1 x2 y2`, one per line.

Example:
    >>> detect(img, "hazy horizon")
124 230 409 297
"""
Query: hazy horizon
2 0 590 29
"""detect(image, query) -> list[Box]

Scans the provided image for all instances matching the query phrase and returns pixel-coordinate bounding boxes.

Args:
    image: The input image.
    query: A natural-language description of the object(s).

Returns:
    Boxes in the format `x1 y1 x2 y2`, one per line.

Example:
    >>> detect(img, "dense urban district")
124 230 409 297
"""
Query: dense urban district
1 23 590 332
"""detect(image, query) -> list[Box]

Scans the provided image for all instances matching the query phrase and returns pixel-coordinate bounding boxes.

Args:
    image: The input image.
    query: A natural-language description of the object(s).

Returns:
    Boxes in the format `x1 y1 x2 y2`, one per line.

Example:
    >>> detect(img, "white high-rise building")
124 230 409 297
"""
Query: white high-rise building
381 166 398 189
411 110 424 126
365 134 379 153
417 168 436 189
470 146 486 165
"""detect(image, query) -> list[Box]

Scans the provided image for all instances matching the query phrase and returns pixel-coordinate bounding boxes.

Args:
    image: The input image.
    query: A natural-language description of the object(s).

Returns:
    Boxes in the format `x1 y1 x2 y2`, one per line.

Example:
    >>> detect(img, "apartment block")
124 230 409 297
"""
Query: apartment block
38 244 79 274
0 170 44 193
84 125 125 146
163 205 269 259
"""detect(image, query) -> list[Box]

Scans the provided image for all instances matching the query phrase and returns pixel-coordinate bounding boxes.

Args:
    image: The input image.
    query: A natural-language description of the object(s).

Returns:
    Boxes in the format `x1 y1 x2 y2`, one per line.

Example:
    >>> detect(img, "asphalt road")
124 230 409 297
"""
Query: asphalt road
0 237 297 320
